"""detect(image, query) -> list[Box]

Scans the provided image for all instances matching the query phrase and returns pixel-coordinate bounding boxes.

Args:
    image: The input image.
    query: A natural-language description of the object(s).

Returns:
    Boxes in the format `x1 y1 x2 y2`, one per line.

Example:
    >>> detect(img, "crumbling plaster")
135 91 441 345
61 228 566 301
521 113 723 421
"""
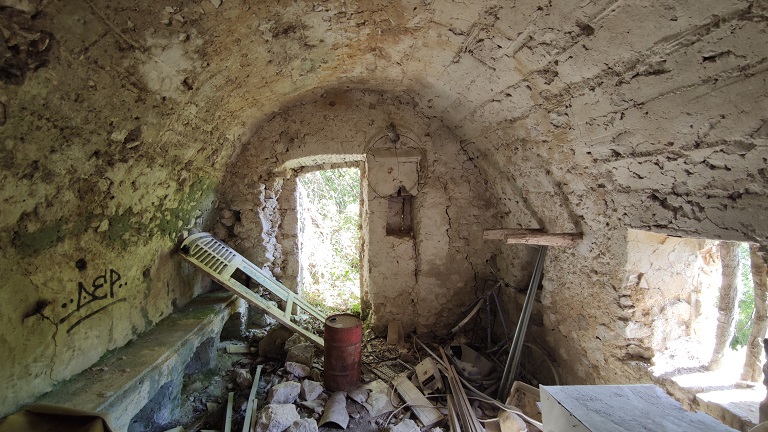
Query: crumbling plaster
216 90 505 335
0 0 766 418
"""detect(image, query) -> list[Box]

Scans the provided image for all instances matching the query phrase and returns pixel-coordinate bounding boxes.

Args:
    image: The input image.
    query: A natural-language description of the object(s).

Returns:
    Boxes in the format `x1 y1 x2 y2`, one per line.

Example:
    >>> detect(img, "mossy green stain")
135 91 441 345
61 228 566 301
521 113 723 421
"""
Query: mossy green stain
106 177 216 247
107 209 138 248
10 176 217 255
13 222 67 256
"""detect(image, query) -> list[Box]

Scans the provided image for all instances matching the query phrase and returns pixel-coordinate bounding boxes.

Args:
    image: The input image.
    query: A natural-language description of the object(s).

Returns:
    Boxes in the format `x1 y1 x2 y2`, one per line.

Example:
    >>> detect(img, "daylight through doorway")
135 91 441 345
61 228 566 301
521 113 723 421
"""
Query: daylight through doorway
297 167 361 312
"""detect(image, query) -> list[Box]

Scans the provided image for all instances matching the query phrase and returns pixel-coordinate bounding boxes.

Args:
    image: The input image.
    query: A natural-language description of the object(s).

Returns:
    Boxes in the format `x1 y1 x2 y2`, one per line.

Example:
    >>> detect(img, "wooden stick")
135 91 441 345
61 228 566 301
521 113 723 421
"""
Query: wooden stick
224 392 234 432
484 229 543 240
242 365 263 432
484 229 581 246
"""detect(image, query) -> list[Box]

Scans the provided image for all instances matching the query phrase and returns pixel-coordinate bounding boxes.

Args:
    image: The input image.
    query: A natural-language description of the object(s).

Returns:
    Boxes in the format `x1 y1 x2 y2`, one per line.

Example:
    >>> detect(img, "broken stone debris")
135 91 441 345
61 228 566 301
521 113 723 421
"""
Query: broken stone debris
499 411 528 432
285 418 319 432
286 342 314 367
300 380 323 401
259 326 293 358
268 381 301 404
385 418 420 432
173 308 547 432
234 368 252 389
256 404 301 432
285 361 311 378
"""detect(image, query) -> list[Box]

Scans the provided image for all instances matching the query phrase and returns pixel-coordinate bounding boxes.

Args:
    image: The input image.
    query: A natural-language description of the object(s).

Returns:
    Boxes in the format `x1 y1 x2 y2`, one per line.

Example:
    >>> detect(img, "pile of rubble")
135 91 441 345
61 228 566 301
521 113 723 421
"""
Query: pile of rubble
188 323 545 432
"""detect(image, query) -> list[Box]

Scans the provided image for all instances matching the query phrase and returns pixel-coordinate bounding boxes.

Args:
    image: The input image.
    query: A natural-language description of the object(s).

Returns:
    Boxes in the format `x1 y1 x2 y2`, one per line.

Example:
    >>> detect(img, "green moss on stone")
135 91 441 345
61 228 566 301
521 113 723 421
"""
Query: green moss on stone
11 176 218 255
107 209 138 248
13 223 67 256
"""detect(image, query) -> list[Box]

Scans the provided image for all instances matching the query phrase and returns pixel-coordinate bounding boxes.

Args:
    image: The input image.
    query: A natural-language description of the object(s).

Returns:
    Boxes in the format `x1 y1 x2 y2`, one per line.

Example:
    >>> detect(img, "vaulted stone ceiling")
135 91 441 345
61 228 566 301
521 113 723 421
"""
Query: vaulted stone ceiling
0 0 766 419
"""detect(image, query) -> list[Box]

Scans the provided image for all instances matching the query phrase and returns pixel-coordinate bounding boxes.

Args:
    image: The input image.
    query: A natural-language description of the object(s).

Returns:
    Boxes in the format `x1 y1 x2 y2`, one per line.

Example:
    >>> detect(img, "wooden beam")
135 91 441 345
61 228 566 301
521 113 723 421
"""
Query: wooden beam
483 229 542 240
484 229 582 247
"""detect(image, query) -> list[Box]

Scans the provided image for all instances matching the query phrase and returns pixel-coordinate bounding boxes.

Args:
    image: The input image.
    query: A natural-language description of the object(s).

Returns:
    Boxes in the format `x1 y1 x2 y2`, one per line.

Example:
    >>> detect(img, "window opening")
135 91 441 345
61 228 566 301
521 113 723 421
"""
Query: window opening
625 229 766 428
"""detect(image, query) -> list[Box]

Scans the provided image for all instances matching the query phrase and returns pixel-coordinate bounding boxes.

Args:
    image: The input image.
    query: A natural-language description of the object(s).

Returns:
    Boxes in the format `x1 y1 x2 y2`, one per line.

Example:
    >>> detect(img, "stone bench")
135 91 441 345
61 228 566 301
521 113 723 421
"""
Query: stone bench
38 290 243 432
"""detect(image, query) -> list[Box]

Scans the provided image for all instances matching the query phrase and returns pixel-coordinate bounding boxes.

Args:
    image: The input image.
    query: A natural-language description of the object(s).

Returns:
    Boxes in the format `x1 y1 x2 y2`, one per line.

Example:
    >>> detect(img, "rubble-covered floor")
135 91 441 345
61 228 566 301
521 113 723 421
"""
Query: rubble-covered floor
164 321 546 432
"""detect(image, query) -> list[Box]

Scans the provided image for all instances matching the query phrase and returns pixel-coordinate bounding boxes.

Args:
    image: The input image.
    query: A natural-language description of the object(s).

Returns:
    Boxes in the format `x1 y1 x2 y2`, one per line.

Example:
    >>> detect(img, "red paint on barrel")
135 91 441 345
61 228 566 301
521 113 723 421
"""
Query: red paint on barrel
323 313 362 392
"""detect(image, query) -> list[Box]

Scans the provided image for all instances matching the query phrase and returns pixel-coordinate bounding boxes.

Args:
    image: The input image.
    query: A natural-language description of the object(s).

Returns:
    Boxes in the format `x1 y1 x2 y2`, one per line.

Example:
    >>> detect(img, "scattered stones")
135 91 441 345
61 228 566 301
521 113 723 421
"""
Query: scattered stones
385 418 420 432
256 404 300 432
234 368 252 389
284 334 307 351
300 380 324 401
286 342 314 367
268 381 301 404
285 361 311 378
285 418 319 432
499 411 527 432
298 399 325 415
259 326 293 358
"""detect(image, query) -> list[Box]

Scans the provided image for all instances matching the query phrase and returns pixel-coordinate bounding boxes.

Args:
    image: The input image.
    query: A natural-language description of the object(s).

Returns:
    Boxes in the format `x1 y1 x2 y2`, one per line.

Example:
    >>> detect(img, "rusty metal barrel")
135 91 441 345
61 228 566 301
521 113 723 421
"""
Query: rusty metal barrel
323 313 362 392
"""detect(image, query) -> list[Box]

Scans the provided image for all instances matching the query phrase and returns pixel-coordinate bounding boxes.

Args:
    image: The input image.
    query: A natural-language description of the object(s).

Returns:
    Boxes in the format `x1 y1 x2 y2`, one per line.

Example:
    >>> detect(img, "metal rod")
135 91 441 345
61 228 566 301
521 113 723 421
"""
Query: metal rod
497 246 548 400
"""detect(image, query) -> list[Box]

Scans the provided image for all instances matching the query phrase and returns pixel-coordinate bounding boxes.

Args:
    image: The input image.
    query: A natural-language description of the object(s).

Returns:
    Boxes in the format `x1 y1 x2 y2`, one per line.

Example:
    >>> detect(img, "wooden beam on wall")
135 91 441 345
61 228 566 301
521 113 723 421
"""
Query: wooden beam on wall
484 229 582 247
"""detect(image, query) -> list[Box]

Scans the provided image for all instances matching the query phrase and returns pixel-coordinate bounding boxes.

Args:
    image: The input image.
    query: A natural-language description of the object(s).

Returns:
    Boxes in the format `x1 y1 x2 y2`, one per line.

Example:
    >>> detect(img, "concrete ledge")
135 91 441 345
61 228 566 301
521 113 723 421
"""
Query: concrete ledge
38 291 241 432
654 371 760 431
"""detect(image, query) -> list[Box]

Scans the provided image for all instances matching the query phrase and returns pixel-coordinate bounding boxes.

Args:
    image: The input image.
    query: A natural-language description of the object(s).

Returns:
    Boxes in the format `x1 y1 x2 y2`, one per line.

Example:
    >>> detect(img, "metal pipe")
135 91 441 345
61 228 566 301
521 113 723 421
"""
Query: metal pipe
497 246 548 400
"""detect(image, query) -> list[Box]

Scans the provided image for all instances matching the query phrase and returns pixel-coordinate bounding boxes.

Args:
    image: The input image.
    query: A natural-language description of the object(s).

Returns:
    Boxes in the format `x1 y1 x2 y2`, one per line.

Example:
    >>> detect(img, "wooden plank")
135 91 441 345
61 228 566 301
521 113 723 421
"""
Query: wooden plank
225 344 250 354
284 294 294 319
393 374 444 428
242 365 263 432
483 229 542 240
224 392 234 432
484 229 581 246
504 232 581 246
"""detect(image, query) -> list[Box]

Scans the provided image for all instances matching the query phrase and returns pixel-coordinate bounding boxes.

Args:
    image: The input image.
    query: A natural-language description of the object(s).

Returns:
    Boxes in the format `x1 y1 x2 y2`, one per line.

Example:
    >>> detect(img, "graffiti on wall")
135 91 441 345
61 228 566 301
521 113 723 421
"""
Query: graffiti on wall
59 268 127 333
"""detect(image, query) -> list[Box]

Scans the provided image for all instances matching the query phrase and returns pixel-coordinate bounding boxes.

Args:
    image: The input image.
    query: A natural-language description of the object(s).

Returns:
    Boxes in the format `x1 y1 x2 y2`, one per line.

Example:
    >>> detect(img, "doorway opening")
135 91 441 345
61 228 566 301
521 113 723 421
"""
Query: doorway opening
296 167 362 314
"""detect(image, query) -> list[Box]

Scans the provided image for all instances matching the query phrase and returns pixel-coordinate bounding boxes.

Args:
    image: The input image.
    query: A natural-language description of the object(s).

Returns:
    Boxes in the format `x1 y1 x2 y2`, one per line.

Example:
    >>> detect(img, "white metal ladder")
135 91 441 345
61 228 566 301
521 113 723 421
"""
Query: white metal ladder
179 232 325 347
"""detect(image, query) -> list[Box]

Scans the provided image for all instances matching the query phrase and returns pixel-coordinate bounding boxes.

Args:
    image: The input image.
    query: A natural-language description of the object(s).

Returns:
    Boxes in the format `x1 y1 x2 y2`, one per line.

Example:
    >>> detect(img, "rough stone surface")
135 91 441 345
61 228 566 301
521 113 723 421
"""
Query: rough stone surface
233 368 252 390
499 411 527 432
286 343 314 367
286 418 319 432
1 0 767 426
301 380 324 402
385 419 420 432
259 326 293 359
256 404 301 432
285 361 311 379
268 381 301 404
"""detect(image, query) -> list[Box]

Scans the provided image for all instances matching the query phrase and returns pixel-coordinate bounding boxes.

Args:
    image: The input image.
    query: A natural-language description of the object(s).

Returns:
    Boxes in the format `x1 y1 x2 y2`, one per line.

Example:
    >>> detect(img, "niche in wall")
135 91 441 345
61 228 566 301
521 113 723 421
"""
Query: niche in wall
386 186 413 236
